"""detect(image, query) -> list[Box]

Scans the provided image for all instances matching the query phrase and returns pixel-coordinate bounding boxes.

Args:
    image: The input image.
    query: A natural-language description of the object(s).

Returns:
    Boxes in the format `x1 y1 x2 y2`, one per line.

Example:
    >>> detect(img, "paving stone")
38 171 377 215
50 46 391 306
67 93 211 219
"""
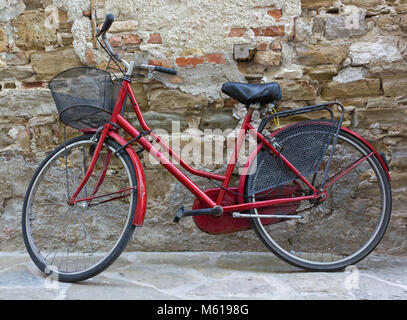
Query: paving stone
0 288 60 300
64 274 177 300
0 252 406 300
187 274 300 300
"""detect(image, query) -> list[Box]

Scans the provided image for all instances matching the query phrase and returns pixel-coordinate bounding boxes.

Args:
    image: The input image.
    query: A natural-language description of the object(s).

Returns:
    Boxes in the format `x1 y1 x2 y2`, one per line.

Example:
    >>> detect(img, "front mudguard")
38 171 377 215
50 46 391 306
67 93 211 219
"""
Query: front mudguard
237 125 391 204
80 129 147 227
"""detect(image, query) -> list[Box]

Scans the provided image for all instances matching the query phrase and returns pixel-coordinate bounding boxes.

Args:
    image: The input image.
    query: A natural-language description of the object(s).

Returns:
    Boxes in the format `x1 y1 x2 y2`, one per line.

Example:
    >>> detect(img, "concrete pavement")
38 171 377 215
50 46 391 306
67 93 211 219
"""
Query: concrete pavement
0 251 406 300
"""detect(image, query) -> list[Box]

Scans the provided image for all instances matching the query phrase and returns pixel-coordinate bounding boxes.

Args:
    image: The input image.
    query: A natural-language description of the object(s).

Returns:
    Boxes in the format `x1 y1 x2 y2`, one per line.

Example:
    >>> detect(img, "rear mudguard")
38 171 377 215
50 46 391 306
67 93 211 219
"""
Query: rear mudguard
80 129 147 227
237 125 391 204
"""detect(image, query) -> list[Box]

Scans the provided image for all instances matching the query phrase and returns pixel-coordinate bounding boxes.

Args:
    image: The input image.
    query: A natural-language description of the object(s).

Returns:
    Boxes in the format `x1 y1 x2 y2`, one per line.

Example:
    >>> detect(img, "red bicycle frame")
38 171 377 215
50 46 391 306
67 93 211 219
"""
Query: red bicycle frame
69 77 384 227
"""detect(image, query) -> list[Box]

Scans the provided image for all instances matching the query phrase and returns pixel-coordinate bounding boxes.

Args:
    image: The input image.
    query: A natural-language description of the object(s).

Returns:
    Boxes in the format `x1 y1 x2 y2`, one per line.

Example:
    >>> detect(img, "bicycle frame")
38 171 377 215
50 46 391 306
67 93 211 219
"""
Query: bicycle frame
69 77 383 227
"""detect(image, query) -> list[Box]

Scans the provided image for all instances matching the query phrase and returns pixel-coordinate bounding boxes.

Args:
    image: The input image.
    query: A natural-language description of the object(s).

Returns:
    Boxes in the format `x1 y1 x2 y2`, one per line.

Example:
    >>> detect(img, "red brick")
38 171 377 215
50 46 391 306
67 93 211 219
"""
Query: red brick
123 34 141 45
148 33 162 44
176 57 205 68
228 28 246 37
267 9 282 22
109 36 122 47
21 81 45 89
204 53 226 64
251 26 285 37
149 59 173 68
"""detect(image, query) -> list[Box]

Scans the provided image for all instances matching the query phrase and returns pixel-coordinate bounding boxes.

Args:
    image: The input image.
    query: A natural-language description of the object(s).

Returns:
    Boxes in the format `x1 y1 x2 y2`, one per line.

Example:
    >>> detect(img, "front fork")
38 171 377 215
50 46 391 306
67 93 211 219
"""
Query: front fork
68 123 112 206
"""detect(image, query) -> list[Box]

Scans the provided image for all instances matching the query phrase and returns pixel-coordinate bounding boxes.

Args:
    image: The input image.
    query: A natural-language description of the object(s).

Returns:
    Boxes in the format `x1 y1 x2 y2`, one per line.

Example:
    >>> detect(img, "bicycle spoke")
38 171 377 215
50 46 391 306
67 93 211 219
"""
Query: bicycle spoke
24 137 136 280
247 128 390 270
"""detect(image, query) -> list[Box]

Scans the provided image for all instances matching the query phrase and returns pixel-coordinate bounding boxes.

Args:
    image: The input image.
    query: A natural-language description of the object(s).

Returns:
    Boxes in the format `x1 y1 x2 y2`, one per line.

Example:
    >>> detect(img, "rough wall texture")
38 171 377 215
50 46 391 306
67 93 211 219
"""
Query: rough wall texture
0 0 406 254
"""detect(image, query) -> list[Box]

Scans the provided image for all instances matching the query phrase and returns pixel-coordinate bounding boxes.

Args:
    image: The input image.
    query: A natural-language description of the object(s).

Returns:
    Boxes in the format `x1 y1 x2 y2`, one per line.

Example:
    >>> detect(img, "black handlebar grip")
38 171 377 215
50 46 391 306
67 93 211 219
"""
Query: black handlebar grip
154 66 177 75
101 13 115 33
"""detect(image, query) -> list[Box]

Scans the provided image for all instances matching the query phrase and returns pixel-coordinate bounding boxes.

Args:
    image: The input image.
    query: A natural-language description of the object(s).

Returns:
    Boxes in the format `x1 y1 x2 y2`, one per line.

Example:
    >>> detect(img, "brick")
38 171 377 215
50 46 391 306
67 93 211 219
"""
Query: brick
228 28 246 37
204 53 225 64
175 53 225 67
148 59 173 68
148 33 162 44
109 36 122 47
251 26 284 37
176 57 205 68
123 34 141 45
267 9 282 22
21 81 45 89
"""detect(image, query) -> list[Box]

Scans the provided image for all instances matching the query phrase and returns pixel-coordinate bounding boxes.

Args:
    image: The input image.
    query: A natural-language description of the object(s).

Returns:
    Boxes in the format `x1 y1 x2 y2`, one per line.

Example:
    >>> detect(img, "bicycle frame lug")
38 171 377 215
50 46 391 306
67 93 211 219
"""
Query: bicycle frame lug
91 126 104 142
319 191 328 201
265 136 283 156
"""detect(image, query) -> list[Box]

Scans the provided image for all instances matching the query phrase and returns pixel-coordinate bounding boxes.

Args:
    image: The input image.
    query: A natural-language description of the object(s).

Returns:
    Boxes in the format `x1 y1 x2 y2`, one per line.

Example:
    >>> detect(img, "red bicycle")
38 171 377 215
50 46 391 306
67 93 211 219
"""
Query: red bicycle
22 14 392 283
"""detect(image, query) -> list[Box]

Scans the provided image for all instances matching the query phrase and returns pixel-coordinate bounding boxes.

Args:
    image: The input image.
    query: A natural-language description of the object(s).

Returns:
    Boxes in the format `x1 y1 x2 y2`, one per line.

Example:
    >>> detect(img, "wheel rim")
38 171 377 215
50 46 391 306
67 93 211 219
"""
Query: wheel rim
24 139 135 276
250 133 389 268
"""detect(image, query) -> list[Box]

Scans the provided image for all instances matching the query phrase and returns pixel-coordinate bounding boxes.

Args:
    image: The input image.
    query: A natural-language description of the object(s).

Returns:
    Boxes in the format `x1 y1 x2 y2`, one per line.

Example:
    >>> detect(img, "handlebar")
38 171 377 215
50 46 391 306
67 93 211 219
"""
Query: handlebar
97 14 177 76
153 66 177 75
96 13 114 36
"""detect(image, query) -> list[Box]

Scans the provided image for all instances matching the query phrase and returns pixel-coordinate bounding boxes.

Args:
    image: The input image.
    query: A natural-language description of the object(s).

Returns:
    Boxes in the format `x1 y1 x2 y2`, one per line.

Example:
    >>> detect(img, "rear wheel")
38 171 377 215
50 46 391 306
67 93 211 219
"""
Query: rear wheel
246 129 392 271
22 134 138 282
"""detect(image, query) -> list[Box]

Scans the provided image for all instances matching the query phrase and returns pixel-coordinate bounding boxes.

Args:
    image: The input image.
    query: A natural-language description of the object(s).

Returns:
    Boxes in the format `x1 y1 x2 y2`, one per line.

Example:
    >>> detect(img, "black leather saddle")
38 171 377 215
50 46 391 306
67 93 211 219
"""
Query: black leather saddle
221 82 282 105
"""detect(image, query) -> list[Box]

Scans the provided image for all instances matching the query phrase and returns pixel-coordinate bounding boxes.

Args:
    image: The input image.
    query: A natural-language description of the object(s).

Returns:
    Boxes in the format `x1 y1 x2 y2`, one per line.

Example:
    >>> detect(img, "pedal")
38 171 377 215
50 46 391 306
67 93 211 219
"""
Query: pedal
173 205 185 223
173 205 222 223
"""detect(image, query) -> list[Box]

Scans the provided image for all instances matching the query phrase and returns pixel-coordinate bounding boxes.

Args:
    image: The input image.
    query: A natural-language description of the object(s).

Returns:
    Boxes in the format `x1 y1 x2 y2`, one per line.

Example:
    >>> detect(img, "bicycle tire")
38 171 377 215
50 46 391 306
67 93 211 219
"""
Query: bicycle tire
245 129 392 271
22 134 138 282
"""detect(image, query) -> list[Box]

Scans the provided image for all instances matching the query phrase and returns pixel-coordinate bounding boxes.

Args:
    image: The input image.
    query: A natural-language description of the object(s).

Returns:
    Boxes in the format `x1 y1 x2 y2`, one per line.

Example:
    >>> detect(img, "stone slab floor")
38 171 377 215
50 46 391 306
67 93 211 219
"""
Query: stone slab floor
0 252 406 300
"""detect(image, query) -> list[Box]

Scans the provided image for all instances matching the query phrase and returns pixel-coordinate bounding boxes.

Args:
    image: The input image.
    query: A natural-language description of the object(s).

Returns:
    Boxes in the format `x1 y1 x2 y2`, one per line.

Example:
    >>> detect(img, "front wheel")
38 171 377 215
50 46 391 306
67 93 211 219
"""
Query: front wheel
245 129 392 271
22 134 138 282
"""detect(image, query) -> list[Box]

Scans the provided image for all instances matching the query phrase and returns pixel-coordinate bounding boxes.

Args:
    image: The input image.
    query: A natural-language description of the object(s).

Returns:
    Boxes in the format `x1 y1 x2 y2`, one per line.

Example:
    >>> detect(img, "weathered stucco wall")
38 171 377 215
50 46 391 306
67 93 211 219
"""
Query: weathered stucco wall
0 0 406 254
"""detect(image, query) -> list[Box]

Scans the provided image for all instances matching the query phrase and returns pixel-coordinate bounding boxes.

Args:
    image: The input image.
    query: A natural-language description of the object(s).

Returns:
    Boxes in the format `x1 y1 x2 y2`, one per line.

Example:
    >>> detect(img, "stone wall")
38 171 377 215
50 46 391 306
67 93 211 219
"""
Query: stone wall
0 0 406 254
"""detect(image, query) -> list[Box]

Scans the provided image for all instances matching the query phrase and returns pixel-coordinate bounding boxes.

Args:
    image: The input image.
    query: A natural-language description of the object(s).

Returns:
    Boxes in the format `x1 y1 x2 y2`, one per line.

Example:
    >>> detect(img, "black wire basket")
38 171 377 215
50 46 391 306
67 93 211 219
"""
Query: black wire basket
49 67 121 130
